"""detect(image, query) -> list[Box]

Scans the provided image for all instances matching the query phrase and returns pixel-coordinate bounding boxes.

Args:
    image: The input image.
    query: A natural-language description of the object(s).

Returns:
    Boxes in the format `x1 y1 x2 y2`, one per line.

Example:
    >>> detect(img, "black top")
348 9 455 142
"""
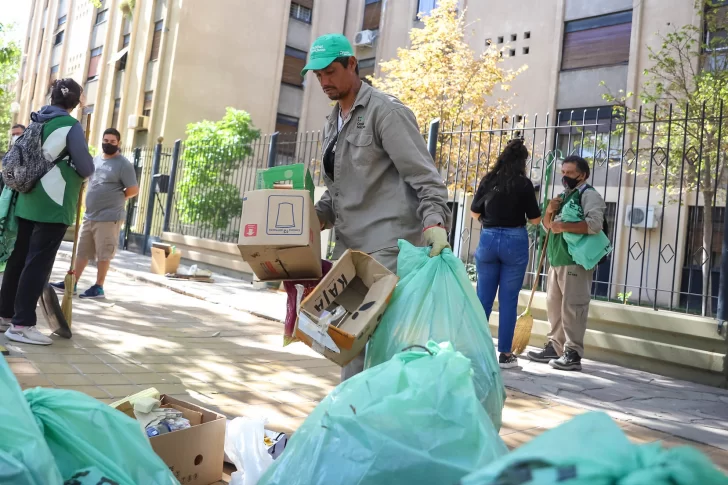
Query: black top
470 176 541 228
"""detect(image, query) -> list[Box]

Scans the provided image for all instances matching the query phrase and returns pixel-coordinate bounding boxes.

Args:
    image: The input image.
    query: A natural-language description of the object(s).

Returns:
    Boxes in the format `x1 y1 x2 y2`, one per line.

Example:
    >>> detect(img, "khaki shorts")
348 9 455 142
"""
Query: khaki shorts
77 220 122 261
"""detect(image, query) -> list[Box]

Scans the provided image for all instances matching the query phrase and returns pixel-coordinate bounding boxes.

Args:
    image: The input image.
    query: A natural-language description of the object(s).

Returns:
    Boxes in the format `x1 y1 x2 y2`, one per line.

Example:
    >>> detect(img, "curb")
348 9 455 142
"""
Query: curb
55 249 285 324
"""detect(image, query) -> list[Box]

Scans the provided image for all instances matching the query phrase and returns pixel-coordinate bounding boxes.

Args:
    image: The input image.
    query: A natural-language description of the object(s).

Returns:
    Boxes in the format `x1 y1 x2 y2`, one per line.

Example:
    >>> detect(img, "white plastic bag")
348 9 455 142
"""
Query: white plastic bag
224 417 274 485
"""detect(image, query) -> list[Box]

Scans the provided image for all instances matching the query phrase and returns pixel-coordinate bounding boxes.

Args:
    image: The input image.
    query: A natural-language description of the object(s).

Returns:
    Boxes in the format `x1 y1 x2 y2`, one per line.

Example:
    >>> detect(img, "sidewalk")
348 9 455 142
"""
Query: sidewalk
0 246 723 475
55 243 728 453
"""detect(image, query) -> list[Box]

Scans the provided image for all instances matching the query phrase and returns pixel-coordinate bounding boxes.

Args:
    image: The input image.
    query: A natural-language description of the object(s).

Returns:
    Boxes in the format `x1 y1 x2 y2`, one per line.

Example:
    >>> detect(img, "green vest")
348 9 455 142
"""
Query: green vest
14 115 85 226
547 188 582 267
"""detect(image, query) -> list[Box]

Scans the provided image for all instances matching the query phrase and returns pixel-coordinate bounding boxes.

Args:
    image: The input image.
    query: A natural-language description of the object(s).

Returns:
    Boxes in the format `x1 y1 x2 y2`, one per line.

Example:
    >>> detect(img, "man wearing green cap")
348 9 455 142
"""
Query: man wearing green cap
302 34 451 381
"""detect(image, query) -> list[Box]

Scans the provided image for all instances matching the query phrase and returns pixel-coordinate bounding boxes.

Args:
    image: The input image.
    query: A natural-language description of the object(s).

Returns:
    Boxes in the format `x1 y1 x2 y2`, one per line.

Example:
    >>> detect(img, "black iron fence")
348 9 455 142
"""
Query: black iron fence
127 103 727 318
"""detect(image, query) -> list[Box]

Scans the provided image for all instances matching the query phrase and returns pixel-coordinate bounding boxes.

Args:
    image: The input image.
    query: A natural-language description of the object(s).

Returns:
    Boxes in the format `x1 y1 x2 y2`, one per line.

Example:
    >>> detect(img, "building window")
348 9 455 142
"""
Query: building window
704 2 728 52
82 104 94 141
57 15 67 27
54 30 64 46
87 46 103 80
561 10 632 71
143 91 153 117
150 21 163 61
680 205 724 314
111 98 121 129
359 57 375 84
49 64 60 84
417 0 437 18
497 36 504 44
511 33 517 41
524 31 531 39
118 52 128 70
123 33 131 47
282 46 307 87
523 46 530 55
290 2 312 24
509 48 516 57
276 114 299 158
95 9 108 25
363 0 381 30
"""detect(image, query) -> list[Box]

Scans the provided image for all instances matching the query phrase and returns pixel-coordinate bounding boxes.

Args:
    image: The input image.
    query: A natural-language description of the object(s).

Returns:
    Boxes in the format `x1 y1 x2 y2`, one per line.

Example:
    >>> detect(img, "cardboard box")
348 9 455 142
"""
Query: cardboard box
238 189 322 281
151 243 181 275
295 250 398 366
255 164 315 201
149 396 225 485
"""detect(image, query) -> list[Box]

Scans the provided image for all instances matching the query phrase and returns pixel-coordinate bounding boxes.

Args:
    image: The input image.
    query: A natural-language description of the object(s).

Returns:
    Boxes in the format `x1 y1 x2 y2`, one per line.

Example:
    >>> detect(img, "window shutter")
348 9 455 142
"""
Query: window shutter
87 54 101 79
150 22 163 61
295 0 313 9
561 22 631 70
282 55 305 86
362 1 381 31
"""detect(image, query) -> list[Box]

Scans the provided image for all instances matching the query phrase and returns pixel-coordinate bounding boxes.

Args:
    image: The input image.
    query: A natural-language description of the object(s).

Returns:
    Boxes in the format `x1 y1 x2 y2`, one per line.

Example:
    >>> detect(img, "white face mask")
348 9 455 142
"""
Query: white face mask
10 135 19 145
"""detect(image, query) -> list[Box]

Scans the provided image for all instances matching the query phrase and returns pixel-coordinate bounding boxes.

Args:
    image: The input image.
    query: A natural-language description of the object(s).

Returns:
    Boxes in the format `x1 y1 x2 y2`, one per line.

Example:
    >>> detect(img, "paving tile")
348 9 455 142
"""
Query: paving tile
48 373 95 386
110 363 153 374
23 354 67 363
100 385 143 398
501 427 549 450
61 386 111 399
72 363 117 374
89 373 134 386
16 374 55 388
9 362 39 374
34 363 78 374
63 354 104 364
125 373 170 385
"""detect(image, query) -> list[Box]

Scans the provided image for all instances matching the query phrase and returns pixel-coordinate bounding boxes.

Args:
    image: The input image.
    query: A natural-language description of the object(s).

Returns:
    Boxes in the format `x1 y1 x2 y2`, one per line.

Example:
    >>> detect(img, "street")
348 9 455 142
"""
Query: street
2 252 728 479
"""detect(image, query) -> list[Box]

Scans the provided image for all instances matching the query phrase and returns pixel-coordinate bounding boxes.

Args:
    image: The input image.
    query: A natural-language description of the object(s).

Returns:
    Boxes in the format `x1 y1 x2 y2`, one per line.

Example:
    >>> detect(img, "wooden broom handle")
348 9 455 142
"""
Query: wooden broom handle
69 184 86 273
527 230 551 308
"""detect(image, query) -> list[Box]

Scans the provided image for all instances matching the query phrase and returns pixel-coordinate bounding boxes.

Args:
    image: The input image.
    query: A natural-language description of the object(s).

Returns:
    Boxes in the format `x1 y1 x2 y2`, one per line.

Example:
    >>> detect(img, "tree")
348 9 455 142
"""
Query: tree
371 0 526 192
0 23 20 150
602 0 728 315
176 108 260 239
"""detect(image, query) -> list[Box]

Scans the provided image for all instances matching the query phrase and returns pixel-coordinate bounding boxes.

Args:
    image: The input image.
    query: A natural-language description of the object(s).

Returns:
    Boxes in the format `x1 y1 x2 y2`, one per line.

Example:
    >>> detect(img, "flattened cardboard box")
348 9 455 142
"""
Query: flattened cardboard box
116 395 226 485
151 243 181 275
238 189 322 281
295 250 398 366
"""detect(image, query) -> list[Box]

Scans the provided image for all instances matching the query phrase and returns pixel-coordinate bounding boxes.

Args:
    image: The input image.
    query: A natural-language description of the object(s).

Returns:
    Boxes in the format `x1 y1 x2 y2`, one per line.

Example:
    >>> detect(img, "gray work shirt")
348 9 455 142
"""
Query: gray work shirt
315 82 451 260
84 153 138 222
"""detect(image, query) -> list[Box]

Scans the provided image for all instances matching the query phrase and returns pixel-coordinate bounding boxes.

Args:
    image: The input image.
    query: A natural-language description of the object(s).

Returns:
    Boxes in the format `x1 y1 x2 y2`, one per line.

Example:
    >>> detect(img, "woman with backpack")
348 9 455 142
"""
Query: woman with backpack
0 78 95 345
471 138 541 369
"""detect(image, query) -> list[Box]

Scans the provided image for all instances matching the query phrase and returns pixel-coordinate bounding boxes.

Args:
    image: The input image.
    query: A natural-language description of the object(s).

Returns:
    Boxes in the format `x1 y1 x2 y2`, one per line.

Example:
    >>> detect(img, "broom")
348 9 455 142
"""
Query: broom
61 185 86 324
511 230 550 355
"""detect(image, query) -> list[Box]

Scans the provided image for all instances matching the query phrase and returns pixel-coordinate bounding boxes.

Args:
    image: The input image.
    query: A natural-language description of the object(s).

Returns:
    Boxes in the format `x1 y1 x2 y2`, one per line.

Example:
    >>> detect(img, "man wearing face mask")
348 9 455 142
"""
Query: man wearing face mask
9 124 25 147
51 128 139 299
527 155 606 371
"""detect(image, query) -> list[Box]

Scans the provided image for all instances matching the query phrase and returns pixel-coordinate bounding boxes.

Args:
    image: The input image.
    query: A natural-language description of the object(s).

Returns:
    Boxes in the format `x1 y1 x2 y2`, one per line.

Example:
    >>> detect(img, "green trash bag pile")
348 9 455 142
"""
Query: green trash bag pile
0 356 177 485
364 240 506 429
460 412 728 485
259 341 508 485
559 197 612 271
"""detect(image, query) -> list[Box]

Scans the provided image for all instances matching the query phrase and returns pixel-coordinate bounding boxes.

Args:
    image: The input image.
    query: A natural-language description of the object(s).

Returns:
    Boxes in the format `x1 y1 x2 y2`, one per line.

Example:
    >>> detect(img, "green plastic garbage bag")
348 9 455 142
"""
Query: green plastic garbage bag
0 356 64 485
364 240 505 429
25 387 178 485
0 186 19 264
259 341 508 485
460 412 728 485
559 198 612 271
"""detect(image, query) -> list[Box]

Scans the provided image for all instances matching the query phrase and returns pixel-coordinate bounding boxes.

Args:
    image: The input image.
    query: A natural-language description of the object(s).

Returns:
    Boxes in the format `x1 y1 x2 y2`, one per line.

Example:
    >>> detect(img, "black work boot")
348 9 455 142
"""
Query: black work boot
549 348 582 371
527 341 558 363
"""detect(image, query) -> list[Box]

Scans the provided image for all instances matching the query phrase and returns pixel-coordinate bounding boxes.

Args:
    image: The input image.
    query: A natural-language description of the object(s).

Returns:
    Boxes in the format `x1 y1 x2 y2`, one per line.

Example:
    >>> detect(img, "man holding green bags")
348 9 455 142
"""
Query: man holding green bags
528 155 606 371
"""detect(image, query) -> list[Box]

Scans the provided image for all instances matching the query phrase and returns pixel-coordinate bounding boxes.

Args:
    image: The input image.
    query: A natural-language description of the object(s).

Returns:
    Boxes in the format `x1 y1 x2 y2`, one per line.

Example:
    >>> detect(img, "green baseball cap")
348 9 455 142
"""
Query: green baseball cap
301 34 355 76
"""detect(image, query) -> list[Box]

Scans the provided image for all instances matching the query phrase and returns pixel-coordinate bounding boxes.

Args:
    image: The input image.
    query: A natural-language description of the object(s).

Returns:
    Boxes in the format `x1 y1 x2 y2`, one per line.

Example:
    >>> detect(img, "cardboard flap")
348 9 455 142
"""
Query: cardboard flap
301 255 356 315
352 251 391 287
296 313 341 353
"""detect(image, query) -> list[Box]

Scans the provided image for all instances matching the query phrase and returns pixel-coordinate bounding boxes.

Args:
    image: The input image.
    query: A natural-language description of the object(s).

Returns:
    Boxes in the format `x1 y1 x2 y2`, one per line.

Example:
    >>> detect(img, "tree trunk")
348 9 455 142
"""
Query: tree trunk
703 192 715 317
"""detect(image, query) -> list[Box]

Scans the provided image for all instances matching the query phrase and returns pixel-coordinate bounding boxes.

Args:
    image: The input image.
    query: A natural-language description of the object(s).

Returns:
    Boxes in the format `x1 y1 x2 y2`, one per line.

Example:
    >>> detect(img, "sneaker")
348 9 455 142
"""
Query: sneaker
0 317 11 331
549 348 582 371
50 281 77 295
499 353 519 369
527 341 559 363
5 325 53 345
79 284 105 299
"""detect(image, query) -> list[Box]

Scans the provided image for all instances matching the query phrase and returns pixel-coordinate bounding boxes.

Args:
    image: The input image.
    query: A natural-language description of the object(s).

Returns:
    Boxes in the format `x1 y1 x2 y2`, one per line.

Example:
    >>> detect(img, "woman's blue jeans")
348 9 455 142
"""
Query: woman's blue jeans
475 226 530 353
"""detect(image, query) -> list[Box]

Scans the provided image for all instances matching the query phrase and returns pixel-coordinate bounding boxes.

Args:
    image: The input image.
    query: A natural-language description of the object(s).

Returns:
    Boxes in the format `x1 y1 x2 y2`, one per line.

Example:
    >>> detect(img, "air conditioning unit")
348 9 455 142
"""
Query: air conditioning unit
624 205 659 229
127 114 149 131
354 30 377 47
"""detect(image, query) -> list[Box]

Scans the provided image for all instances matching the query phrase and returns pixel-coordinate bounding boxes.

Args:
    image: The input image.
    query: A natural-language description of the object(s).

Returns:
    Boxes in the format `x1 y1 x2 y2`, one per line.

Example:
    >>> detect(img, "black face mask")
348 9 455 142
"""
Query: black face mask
102 143 118 155
562 175 581 190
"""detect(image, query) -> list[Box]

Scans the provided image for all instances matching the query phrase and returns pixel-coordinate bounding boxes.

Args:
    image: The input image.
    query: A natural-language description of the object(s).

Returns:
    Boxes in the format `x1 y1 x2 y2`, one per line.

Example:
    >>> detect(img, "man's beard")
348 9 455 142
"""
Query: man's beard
324 88 347 100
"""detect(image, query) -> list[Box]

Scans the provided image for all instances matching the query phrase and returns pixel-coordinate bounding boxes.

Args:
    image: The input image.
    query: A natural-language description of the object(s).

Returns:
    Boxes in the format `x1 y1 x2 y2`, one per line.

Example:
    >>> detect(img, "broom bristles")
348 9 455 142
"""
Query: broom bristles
511 312 534 355
61 273 74 325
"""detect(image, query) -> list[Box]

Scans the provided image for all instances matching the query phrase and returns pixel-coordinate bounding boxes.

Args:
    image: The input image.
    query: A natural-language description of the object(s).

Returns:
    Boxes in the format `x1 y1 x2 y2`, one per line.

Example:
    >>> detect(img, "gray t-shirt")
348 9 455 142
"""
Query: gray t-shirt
84 153 138 222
